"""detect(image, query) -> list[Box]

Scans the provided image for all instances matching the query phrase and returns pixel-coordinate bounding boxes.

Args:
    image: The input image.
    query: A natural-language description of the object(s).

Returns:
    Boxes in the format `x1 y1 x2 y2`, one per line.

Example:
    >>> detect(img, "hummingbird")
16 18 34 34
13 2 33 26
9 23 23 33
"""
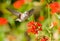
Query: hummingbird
7 8 34 22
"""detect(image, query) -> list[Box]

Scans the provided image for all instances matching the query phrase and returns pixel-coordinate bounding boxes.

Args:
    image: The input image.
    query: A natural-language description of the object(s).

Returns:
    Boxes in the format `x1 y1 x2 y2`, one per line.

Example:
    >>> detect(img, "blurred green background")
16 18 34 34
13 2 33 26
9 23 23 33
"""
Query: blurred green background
0 0 60 41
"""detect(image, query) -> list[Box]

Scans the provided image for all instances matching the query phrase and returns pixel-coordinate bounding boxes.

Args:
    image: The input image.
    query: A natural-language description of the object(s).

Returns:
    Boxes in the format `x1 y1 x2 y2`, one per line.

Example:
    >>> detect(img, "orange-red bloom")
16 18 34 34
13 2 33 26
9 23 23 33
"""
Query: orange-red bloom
40 38 47 41
0 18 8 25
27 21 42 34
38 16 44 21
40 36 48 41
49 2 60 14
13 0 25 9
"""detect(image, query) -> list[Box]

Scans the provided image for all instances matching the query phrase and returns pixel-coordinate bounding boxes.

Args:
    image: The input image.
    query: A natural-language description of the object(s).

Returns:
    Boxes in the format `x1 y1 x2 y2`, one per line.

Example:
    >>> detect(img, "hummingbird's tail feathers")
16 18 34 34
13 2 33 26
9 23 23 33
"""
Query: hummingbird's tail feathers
7 7 21 16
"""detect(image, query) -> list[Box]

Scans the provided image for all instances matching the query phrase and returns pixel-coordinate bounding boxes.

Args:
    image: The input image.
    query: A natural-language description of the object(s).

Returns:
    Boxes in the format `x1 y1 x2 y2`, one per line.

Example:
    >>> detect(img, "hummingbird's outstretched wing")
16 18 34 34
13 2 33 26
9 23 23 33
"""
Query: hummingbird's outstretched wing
7 7 22 16
7 7 34 22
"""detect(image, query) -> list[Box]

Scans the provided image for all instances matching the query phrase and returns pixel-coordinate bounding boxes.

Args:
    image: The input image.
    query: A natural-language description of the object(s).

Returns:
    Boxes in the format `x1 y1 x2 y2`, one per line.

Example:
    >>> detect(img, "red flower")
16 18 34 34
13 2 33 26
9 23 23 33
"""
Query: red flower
38 27 42 31
0 18 8 25
40 36 48 41
27 21 42 34
49 2 60 14
35 22 42 26
13 0 25 9
27 21 35 27
38 16 44 21
27 27 38 34
41 38 47 41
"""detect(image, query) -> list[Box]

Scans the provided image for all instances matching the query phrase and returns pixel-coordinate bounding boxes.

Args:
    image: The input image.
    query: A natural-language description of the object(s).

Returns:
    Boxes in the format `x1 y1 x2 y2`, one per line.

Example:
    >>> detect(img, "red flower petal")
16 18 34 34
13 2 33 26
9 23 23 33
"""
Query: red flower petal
36 22 42 26
41 38 45 41
38 27 42 31
27 21 42 34
31 25 37 29
40 38 47 41
38 16 44 21
13 0 24 9
49 2 60 14
27 21 35 27
0 18 8 25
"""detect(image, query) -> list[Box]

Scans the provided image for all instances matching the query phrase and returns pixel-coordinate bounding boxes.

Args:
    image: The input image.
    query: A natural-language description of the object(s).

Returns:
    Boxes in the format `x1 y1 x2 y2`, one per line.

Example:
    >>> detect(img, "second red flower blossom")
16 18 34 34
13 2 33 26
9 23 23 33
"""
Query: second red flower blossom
49 2 60 14
27 21 42 34
0 17 8 25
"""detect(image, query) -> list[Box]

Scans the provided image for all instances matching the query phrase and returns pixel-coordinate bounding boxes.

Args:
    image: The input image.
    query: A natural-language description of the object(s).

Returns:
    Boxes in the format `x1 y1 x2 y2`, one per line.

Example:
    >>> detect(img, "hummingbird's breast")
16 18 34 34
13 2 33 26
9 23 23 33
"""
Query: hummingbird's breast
20 13 28 21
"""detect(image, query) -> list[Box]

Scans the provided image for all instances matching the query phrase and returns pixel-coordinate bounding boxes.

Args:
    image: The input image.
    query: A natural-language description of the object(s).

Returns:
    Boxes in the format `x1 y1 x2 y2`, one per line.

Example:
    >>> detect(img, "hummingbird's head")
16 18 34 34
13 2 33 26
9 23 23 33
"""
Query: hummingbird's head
27 9 34 15
28 9 34 13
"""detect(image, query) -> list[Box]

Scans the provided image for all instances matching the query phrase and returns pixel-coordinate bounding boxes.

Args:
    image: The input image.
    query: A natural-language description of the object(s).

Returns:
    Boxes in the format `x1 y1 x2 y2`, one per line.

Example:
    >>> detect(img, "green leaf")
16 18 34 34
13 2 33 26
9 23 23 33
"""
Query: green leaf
18 4 29 13
28 15 35 21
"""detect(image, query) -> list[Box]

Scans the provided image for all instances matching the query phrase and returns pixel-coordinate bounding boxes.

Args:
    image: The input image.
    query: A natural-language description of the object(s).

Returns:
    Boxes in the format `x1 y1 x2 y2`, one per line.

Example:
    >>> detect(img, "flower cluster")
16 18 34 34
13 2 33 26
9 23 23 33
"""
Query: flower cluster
0 17 8 25
49 2 60 14
13 0 25 9
27 21 42 34
40 36 48 41
38 16 44 21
